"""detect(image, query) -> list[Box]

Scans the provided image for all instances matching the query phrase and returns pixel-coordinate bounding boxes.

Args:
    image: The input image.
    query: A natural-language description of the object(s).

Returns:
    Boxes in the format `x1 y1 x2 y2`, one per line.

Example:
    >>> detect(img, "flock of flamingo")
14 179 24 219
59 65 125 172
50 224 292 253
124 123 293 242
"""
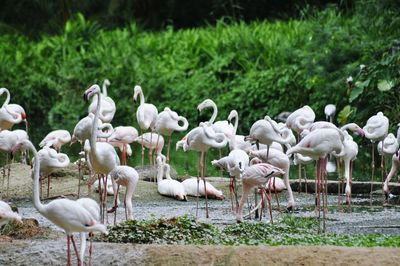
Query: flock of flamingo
0 80 398 265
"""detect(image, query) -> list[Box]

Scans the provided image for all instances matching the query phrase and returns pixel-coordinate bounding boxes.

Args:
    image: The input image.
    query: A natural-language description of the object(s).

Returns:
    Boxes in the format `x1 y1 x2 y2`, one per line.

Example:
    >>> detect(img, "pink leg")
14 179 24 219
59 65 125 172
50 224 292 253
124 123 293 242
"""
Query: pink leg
67 235 71 266
71 235 82 266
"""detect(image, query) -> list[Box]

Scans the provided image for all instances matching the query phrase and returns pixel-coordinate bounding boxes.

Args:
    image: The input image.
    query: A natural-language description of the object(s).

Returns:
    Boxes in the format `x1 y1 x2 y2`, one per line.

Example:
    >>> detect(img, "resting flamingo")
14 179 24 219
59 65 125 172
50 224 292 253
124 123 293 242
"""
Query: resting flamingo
88 79 116 123
236 163 285 223
133 85 158 167
155 107 188 162
35 146 70 198
107 165 139 223
0 200 22 227
363 112 389 193
84 84 120 223
177 122 227 218
0 88 28 132
39 130 71 152
248 148 295 211
156 154 187 201
13 129 29 164
19 139 108 266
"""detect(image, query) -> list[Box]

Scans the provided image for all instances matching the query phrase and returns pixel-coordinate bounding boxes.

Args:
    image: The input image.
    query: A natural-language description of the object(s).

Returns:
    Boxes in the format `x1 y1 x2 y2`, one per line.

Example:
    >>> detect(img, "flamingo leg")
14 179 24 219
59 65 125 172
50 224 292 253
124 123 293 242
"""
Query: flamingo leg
167 135 172 163
113 184 120 225
267 188 273 224
196 152 201 219
201 151 209 218
89 232 93 266
370 143 375 198
67 235 71 266
219 149 223 177
140 129 144 169
298 163 302 194
77 145 82 199
254 187 259 219
47 175 51 198
337 159 342 211
304 165 308 194
71 235 82 266
122 144 126 165
381 142 385 183
229 176 234 212
6 153 10 199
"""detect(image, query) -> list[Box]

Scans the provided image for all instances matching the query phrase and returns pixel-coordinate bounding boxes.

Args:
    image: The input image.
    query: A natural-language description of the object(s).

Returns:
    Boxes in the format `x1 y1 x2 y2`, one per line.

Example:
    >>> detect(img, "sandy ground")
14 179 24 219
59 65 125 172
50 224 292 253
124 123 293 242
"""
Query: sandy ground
1 163 400 265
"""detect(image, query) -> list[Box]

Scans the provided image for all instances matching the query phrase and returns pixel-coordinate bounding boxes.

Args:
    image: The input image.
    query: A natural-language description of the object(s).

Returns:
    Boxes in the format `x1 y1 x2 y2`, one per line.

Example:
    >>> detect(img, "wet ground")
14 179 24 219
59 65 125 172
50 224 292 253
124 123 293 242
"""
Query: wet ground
1 163 400 265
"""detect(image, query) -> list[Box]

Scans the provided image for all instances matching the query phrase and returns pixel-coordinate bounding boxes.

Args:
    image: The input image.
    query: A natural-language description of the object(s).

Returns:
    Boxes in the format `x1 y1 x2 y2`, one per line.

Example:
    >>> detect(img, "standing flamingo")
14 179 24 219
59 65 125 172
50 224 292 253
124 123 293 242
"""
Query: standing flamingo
13 129 29 164
0 200 22 226
0 130 21 199
19 139 108 266
84 84 120 223
76 197 100 266
107 165 139 222
177 122 227 218
88 79 116 123
133 85 158 168
155 107 189 162
227 110 252 151
383 151 400 201
35 146 70 198
245 116 293 160
105 126 138 165
0 88 28 132
248 148 295 211
40 130 72 152
236 163 285 223
134 132 164 180
363 112 389 193
286 127 345 231
378 133 399 175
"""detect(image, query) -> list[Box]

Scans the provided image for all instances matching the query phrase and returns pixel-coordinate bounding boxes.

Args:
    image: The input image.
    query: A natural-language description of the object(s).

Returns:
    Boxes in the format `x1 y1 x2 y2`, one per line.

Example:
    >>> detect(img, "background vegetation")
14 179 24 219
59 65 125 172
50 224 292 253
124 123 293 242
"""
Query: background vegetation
0 0 399 179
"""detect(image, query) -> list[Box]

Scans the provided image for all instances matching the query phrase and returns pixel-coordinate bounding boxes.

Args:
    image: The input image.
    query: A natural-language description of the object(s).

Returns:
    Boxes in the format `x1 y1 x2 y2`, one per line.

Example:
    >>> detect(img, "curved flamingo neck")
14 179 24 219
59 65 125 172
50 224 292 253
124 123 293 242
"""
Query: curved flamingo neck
138 89 145 106
102 82 108 97
1 88 10 107
27 141 45 213
232 112 238 135
90 91 101 153
209 102 217 124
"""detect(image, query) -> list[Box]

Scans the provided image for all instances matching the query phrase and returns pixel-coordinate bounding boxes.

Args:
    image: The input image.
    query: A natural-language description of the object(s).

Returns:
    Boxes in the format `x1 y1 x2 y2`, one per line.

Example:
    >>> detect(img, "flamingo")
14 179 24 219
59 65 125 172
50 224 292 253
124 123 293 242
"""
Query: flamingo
0 88 28 132
181 178 224 199
35 146 70 198
378 133 399 174
156 154 187 201
245 115 293 160
134 132 164 180
0 200 22 227
76 198 100 265
88 79 116 123
0 130 22 199
155 107 189 162
133 85 158 168
307 121 364 136
13 129 29 164
324 104 336 123
106 126 138 165
335 130 359 210
285 105 315 134
177 122 227 218
248 148 295 211
227 110 252 151
211 149 249 211
39 130 72 152
363 112 389 193
236 163 285 223
84 84 120 223
286 127 345 231
107 165 139 223
383 151 400 201
18 139 108 266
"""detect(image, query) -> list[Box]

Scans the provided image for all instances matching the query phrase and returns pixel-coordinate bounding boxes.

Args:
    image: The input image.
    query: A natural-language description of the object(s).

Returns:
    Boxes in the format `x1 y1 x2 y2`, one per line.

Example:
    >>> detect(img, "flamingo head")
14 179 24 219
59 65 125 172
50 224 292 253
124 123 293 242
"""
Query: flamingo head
83 84 101 102
197 99 215 112
0 88 7 96
103 79 111 87
228 110 238 123
133 85 142 102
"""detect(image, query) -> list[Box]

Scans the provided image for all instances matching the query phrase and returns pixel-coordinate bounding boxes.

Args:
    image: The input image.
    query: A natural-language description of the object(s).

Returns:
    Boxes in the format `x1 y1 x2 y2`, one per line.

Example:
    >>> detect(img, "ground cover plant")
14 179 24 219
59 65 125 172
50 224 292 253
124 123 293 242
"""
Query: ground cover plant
103 215 400 247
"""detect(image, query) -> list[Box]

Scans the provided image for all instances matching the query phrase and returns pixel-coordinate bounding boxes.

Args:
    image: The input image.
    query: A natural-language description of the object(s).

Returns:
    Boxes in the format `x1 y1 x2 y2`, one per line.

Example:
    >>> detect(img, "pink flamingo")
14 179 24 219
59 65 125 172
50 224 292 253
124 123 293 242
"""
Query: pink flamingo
383 151 400 202
0 200 22 227
155 107 189 162
106 126 138 165
0 88 28 132
133 85 158 167
39 130 72 152
19 139 108 266
236 163 285 223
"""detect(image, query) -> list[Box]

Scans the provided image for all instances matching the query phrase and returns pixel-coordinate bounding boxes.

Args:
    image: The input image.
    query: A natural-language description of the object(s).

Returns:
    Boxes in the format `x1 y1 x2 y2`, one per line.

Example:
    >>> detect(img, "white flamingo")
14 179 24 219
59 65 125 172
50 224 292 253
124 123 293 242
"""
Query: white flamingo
156 154 187 201
0 88 28 132
88 79 116 123
39 130 72 152
0 200 22 227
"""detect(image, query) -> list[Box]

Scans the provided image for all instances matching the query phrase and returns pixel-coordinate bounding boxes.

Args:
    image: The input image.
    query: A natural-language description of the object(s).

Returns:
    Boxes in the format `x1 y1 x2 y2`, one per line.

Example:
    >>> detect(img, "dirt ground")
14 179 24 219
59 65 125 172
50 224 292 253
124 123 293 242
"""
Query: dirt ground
1 162 400 265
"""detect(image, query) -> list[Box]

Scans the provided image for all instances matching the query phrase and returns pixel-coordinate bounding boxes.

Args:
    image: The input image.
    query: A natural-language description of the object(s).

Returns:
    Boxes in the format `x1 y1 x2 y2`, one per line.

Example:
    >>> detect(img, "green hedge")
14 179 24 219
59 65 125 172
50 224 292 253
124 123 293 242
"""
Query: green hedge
0 2 399 178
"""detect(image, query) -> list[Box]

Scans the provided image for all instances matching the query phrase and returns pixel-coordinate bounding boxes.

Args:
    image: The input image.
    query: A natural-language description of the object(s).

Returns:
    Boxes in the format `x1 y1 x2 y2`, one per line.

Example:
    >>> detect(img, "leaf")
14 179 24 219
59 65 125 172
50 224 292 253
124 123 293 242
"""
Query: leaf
337 105 354 125
349 79 369 102
377 79 394 91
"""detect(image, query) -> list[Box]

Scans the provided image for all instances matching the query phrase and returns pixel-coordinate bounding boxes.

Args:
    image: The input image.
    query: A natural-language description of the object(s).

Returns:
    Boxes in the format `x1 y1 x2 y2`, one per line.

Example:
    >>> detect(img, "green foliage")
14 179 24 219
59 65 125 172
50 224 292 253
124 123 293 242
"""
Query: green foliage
103 215 400 247
0 1 399 178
